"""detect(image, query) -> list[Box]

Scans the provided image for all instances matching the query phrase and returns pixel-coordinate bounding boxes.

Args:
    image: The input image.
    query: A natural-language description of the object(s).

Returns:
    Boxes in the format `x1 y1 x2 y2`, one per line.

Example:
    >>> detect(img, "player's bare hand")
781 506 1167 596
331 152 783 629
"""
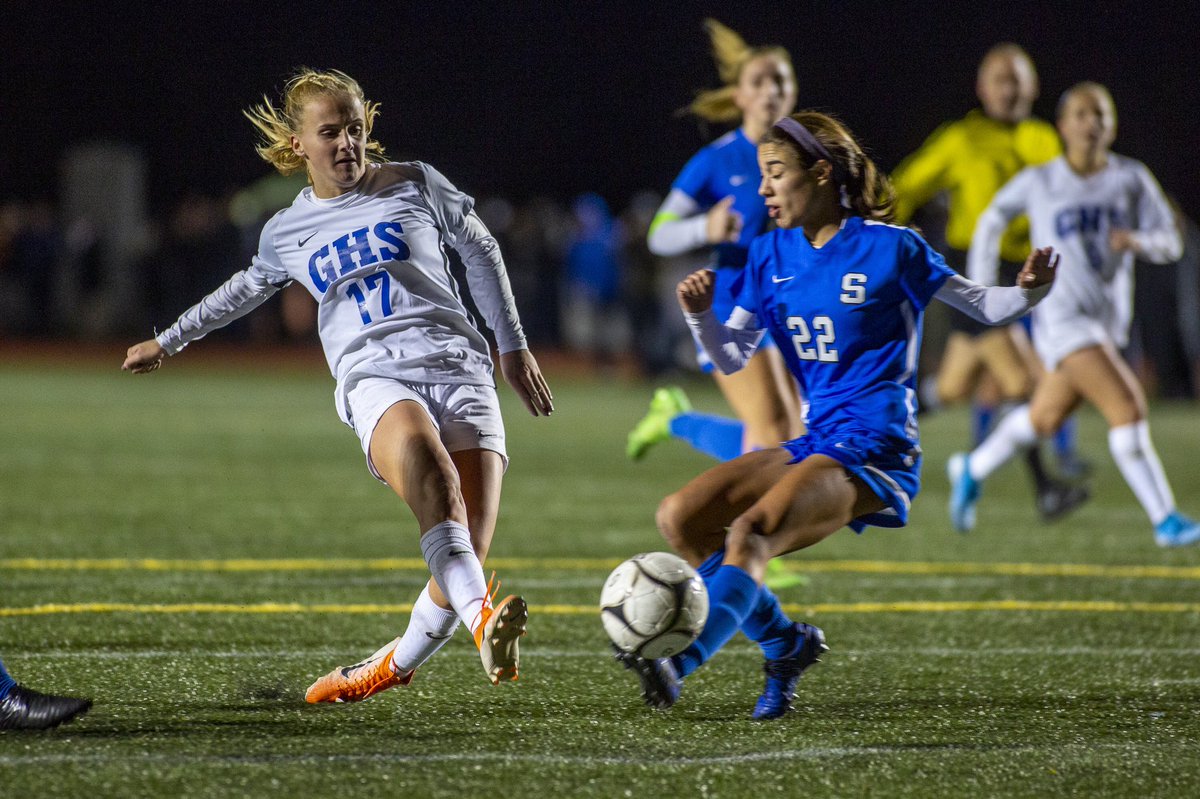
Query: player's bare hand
500 349 554 417
705 196 742 244
1016 246 1059 290
677 269 717 314
1109 228 1135 253
122 340 166 374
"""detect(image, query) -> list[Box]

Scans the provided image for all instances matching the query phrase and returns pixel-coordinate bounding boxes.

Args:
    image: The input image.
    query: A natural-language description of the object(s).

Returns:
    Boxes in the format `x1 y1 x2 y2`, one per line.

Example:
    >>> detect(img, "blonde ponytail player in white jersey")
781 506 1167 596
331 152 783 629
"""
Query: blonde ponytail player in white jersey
123 68 555 700
951 82 1200 547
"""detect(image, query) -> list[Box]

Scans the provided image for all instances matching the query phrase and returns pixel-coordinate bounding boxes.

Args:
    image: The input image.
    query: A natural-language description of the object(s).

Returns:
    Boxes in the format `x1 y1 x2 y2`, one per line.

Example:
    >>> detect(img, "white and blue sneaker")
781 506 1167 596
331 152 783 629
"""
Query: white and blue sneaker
1154 511 1200 548
947 453 980 533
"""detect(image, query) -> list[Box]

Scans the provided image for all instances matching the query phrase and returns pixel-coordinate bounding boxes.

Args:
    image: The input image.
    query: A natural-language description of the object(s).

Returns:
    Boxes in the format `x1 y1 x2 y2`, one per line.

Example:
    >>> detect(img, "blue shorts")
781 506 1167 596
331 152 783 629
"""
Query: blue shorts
696 266 776 373
781 429 921 533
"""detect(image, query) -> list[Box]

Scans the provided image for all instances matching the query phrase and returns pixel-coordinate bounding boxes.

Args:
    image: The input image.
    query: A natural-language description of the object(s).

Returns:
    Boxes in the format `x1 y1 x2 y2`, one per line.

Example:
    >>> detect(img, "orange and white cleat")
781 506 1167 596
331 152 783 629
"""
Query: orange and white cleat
472 574 528 685
305 645 414 704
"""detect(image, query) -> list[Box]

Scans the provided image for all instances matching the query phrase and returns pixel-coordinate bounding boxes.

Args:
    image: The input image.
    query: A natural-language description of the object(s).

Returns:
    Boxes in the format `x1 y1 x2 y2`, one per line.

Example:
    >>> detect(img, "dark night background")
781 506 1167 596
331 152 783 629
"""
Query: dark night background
2 1 1197 216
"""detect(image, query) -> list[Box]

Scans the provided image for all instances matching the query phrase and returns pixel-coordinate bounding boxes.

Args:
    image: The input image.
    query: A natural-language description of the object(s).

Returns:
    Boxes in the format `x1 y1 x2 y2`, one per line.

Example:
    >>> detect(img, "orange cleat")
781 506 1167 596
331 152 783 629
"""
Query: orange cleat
305 647 414 704
472 574 528 685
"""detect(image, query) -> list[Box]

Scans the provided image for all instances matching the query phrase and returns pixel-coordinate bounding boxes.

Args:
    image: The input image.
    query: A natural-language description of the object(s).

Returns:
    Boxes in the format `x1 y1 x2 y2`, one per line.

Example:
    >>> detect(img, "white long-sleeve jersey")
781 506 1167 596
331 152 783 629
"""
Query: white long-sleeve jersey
969 154 1181 351
155 161 526 425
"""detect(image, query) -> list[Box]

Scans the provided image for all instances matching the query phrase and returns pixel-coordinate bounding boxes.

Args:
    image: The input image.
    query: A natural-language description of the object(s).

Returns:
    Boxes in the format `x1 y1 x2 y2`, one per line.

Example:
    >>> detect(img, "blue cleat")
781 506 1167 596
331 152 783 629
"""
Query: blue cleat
947 452 980 533
613 645 681 709
1155 511 1200 548
752 622 828 720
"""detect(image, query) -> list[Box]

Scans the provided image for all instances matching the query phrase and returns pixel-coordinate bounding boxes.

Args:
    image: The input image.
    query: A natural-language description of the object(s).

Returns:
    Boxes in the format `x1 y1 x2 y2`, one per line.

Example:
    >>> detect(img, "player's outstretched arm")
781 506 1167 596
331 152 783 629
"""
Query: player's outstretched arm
122 340 166 374
499 349 554 417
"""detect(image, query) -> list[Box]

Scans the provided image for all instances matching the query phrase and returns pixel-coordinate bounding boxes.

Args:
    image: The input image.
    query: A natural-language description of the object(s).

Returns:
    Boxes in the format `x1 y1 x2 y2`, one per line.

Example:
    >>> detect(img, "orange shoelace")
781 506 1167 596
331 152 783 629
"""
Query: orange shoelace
471 571 501 647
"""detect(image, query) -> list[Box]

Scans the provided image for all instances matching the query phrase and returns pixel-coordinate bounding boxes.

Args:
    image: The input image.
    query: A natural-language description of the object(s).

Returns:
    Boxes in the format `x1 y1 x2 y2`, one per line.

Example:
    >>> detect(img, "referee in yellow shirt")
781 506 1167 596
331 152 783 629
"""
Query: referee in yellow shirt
892 43 1089 521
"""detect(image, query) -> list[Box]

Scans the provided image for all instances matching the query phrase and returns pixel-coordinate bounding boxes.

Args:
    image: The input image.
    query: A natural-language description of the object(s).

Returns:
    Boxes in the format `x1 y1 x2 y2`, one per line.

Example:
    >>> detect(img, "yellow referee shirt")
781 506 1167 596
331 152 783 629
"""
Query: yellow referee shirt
892 110 1061 262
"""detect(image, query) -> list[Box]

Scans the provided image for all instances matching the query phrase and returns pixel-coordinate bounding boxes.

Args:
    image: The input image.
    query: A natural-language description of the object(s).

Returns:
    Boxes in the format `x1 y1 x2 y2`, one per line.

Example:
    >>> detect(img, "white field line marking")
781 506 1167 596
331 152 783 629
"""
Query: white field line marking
3 557 1200 581
0 742 1170 768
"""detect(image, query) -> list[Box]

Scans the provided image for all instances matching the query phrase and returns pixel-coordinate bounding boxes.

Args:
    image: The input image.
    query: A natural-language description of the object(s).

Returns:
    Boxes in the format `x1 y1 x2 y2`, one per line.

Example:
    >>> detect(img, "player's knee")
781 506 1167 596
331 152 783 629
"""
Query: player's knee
655 492 688 550
410 460 467 521
1027 407 1063 438
936 374 968 405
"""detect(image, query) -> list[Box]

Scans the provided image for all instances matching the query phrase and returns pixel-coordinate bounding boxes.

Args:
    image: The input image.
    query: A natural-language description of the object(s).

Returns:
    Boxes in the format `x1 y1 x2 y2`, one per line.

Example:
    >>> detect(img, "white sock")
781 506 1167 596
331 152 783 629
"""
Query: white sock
1108 421 1175 525
389 584 461 673
419 520 489 634
969 404 1039 480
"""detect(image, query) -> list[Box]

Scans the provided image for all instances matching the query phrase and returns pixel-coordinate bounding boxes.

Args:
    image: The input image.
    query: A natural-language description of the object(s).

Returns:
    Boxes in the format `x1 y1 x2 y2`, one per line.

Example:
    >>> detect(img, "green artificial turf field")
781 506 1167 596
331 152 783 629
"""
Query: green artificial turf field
2 350 1199 797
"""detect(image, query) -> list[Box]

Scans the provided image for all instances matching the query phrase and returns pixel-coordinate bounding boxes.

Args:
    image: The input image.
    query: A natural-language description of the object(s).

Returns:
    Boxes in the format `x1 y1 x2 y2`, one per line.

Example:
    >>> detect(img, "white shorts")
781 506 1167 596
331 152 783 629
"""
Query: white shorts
1032 311 1125 370
345 377 507 482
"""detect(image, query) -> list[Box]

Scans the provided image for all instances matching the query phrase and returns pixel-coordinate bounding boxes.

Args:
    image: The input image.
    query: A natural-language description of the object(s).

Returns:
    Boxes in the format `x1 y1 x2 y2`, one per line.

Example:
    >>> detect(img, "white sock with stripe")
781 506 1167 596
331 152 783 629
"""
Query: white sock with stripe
419 520 489 635
389 584 460 673
1108 421 1175 525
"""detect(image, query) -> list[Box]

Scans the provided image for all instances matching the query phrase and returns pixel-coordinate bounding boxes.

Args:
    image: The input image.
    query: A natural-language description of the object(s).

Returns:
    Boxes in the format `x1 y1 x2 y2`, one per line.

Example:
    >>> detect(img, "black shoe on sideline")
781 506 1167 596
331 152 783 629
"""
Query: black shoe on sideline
1037 481 1091 522
0 684 92 731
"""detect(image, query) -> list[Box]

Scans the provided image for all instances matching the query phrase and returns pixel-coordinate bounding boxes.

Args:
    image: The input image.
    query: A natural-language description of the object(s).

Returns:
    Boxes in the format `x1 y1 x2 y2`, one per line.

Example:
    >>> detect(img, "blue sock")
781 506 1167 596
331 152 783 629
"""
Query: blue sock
696 549 725 582
0 656 15 699
972 403 995 446
741 585 796 659
1054 417 1076 459
695 549 791 657
673 565 759 678
669 412 744 462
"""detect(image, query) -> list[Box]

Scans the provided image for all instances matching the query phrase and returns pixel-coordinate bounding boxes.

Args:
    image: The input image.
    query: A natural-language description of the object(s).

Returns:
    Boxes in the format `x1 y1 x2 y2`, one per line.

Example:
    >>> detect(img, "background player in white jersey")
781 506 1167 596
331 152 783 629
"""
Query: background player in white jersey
122 69 555 700
949 82 1198 547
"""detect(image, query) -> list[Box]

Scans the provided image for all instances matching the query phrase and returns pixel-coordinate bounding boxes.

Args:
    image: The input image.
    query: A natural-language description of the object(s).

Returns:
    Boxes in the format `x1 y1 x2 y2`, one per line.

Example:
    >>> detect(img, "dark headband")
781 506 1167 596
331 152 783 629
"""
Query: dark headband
772 116 852 208
773 117 834 165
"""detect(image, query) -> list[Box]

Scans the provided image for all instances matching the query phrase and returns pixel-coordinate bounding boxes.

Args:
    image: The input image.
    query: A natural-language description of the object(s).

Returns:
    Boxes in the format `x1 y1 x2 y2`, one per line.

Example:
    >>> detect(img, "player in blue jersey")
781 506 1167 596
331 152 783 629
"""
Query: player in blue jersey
628 19 803 468
0 655 91 730
615 111 1057 718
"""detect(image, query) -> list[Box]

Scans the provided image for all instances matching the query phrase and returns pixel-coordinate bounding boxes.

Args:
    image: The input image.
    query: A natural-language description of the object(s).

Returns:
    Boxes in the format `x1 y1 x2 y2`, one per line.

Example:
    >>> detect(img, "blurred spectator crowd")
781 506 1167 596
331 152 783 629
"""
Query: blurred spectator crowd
2 141 1199 396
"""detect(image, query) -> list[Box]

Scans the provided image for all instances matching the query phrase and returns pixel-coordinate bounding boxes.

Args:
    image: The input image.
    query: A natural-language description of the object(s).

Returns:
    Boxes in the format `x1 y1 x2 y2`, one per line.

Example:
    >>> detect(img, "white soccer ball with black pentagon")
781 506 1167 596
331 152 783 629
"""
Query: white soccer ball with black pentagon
599 552 709 658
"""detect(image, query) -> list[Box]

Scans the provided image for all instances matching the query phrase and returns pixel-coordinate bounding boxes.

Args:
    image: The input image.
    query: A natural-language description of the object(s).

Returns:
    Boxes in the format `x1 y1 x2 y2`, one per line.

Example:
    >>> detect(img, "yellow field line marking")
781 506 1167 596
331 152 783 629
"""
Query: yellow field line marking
3 557 1200 580
2 600 1200 618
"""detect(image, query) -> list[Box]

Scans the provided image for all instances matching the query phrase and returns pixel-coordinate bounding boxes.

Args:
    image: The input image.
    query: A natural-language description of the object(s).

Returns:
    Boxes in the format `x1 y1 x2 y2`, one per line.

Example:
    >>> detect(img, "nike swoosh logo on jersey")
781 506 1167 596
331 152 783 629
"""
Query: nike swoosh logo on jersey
771 275 794 283
425 631 453 641
446 549 472 558
730 175 748 186
298 231 319 247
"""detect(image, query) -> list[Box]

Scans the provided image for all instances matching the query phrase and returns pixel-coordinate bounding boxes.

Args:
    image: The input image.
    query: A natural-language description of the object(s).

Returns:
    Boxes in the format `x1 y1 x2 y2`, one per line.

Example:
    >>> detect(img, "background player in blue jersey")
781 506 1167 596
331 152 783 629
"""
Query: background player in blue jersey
628 19 802 467
615 111 1058 718
0 655 91 730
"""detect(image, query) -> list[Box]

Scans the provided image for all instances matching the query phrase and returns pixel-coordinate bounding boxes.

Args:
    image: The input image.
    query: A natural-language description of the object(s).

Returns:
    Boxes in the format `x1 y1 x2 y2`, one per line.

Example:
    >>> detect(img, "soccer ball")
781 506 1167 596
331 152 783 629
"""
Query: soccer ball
599 552 709 658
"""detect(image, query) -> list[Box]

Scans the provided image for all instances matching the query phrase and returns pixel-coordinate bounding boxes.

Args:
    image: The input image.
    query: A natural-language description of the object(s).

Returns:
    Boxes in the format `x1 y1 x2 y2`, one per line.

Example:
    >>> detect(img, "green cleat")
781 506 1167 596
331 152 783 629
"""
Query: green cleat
626 387 692 461
764 559 809 590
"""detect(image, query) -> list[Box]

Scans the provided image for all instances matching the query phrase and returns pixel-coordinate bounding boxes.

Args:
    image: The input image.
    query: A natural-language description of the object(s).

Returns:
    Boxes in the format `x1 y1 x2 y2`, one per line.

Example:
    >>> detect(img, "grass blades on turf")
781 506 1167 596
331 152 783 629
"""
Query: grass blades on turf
1 352 1199 797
